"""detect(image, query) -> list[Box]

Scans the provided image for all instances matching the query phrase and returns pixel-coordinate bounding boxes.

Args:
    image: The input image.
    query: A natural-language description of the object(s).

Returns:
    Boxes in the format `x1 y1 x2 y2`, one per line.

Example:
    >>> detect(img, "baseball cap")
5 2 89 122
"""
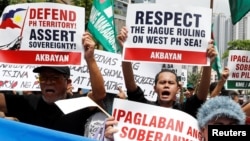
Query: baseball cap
187 83 195 90
197 96 246 129
33 66 70 76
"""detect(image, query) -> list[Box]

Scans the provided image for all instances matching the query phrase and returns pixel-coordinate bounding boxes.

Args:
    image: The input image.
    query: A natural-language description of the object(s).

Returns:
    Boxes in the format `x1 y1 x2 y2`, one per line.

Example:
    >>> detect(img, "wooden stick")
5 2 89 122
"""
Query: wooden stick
96 104 111 118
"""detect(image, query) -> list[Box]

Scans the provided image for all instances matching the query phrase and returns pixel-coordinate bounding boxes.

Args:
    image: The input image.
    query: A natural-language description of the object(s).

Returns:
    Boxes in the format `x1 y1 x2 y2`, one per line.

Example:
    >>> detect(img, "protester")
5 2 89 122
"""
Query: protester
0 31 106 136
103 26 217 140
208 67 250 125
118 26 216 118
197 96 246 141
209 67 229 97
184 83 196 99
228 90 240 103
181 83 196 109
208 67 241 104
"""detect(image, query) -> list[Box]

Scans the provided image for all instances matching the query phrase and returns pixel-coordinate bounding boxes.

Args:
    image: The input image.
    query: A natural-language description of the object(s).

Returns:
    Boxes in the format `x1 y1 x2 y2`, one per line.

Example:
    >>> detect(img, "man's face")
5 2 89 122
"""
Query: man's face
184 88 195 98
38 68 70 104
154 72 179 106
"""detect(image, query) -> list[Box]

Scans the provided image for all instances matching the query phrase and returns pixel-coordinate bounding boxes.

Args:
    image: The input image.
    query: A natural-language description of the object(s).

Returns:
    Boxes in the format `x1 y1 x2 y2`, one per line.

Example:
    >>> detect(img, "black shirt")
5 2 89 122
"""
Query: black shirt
127 86 204 118
5 94 97 136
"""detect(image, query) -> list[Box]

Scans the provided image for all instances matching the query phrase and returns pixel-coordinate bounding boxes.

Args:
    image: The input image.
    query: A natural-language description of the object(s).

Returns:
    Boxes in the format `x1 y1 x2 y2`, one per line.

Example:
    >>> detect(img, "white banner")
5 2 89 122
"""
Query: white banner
112 99 200 141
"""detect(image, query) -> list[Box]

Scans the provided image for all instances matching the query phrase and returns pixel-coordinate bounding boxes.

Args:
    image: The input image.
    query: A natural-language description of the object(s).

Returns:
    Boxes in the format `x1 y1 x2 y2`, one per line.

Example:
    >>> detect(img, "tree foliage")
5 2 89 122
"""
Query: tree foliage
70 0 93 23
222 40 250 59
0 0 9 16
187 72 201 88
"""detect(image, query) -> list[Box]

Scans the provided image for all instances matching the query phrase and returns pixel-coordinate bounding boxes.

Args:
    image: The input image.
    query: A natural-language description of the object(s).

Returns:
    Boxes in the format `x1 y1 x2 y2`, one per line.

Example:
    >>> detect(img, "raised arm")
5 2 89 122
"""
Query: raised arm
210 67 229 97
196 40 217 101
118 26 138 92
82 32 106 104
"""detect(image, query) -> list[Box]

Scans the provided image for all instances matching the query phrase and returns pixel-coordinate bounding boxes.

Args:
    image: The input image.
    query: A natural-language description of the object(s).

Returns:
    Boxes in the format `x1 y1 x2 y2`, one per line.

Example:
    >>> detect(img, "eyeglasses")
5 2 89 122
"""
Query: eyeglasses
38 75 66 84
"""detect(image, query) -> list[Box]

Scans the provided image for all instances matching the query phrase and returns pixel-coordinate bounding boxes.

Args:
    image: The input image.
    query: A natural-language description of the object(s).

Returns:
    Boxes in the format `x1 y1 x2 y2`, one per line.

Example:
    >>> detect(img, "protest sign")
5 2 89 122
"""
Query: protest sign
123 3 211 66
0 49 162 101
227 50 250 89
112 98 201 141
56 96 98 114
55 96 110 117
0 64 39 91
70 49 125 94
162 64 182 77
67 49 163 101
0 3 85 65
131 61 162 101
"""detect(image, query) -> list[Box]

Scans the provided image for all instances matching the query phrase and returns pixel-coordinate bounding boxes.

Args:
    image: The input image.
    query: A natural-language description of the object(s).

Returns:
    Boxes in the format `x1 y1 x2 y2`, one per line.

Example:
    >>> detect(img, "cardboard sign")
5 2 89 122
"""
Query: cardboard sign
227 50 250 89
123 3 211 65
112 99 201 141
0 3 85 65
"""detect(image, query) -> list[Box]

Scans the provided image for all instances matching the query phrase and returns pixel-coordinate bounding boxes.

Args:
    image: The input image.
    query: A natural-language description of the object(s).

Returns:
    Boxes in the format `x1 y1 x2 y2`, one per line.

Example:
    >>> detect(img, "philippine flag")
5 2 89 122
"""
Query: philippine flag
0 8 26 29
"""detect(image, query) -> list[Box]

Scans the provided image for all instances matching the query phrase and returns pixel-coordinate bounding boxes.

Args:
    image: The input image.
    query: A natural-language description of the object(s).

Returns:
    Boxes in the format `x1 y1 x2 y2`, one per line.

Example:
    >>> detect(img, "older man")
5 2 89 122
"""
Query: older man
0 32 106 136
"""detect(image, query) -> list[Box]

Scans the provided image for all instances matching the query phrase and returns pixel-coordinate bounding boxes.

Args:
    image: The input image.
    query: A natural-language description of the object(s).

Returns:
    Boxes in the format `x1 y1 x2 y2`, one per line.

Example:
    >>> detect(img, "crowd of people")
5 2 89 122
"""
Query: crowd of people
0 25 249 141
